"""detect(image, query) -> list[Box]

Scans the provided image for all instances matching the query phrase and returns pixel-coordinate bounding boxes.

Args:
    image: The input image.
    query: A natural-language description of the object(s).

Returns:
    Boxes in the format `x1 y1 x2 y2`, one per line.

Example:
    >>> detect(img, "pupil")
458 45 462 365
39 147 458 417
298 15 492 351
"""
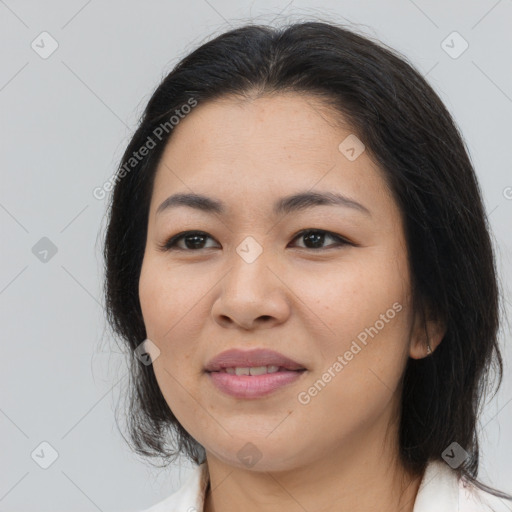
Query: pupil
305 232 324 248
186 234 205 249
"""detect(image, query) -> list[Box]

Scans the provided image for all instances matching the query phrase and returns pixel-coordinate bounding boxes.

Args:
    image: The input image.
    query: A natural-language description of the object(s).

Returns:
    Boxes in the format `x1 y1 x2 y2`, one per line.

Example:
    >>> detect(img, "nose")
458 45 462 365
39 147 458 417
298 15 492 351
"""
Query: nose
211 243 291 330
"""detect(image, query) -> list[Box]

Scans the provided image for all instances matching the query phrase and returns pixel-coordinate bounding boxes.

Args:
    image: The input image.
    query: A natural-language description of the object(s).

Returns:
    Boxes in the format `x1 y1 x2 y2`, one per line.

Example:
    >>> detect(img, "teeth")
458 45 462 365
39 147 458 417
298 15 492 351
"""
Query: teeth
249 365 273 376
224 365 281 375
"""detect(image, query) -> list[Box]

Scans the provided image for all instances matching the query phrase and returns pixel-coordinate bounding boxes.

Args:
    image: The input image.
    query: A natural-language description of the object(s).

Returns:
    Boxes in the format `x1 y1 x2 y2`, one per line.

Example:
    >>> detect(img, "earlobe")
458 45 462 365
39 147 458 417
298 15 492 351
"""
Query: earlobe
409 309 446 360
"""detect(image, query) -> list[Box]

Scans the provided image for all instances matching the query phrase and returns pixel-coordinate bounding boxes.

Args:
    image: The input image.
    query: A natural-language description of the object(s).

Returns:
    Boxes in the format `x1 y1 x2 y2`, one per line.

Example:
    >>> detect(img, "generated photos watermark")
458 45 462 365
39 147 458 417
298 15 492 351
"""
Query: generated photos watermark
297 301 403 405
93 97 198 200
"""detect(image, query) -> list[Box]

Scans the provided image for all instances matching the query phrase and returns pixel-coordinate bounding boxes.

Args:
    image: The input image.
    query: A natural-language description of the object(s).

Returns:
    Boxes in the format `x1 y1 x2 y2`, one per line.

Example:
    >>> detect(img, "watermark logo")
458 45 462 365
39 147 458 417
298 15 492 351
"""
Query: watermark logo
31 441 59 469
236 236 263 264
338 134 365 161
442 442 469 469
441 31 469 59
31 31 59 59
32 237 58 263
237 442 262 468
134 338 161 366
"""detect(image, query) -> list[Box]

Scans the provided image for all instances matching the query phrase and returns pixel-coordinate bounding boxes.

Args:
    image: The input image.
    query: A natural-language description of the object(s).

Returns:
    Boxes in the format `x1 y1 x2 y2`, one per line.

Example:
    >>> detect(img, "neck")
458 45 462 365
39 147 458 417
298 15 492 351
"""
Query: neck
203 423 423 512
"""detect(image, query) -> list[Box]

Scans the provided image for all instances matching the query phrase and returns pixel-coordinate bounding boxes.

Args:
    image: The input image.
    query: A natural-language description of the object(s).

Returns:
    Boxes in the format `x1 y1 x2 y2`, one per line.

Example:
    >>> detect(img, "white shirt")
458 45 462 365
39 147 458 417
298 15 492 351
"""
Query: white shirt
140 459 511 512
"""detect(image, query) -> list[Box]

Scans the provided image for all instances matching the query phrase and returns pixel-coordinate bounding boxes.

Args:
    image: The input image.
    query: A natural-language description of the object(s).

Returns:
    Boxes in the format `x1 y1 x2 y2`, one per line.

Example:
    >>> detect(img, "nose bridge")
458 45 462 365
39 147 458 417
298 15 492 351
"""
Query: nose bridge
212 233 289 328
228 234 272 293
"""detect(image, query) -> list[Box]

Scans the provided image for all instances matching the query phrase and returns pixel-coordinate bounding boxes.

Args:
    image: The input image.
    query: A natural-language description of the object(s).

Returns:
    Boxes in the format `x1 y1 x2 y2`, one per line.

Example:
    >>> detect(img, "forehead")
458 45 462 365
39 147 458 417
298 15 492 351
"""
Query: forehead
163 93 349 159
149 93 394 220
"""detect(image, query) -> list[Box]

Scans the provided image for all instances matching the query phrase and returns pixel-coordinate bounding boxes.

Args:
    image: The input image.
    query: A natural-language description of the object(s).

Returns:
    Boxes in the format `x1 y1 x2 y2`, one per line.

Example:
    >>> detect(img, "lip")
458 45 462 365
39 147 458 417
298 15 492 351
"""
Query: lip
204 348 306 372
204 348 307 399
207 369 306 399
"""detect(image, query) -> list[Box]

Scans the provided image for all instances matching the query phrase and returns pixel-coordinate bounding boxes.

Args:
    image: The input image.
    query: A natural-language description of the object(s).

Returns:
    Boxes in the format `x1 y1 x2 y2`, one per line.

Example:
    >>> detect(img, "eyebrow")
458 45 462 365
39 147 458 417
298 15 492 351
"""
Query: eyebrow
156 191 372 218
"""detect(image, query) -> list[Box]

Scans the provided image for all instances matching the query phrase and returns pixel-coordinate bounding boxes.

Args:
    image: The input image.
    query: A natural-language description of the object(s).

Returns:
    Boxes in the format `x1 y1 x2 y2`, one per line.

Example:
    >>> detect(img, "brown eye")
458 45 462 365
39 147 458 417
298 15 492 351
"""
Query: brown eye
158 229 351 252
159 231 218 251
290 229 350 250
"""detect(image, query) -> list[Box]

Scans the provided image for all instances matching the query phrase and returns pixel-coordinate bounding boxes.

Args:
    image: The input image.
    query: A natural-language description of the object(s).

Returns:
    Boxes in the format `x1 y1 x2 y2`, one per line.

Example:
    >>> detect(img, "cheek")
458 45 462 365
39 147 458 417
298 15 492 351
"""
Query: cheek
138 256 163 333
138 255 202 339
138 256 207 383
293 253 412 391
138 259 202 427
290 253 407 334
296 308 411 443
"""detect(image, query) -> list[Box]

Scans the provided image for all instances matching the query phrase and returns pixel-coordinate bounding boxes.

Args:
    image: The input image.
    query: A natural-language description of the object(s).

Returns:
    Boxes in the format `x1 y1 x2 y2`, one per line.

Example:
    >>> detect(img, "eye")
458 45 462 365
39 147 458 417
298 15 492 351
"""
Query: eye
158 229 352 252
290 229 351 250
158 231 218 251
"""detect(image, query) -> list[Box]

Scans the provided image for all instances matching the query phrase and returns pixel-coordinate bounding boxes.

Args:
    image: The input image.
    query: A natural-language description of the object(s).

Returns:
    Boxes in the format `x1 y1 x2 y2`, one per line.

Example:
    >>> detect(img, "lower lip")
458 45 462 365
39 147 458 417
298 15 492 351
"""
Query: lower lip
207 369 306 399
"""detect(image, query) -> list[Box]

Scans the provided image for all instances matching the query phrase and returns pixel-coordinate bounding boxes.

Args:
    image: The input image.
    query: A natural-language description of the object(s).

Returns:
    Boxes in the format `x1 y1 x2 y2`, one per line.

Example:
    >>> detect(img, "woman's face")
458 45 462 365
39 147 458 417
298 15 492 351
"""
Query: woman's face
138 93 431 471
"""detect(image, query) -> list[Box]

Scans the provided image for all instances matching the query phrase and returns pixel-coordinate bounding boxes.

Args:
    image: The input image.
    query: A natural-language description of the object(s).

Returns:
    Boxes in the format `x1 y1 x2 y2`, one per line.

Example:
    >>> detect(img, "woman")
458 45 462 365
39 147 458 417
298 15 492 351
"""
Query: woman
103 20 512 511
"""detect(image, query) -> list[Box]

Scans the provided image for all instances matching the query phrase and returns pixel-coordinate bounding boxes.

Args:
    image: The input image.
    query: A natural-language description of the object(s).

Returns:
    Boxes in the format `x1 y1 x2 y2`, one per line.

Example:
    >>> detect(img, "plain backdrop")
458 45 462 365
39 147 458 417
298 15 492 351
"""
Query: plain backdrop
1 1 511 510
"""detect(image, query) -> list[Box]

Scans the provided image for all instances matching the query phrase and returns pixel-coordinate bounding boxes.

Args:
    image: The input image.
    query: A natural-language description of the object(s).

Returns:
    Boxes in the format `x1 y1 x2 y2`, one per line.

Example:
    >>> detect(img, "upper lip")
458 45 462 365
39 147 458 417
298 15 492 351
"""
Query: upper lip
205 348 307 372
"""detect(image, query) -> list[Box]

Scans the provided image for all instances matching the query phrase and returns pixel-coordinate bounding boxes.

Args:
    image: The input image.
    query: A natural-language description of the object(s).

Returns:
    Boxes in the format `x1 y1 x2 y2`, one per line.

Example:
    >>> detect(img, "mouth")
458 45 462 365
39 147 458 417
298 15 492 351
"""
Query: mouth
207 366 306 376
204 347 307 373
204 347 307 398
206 365 307 399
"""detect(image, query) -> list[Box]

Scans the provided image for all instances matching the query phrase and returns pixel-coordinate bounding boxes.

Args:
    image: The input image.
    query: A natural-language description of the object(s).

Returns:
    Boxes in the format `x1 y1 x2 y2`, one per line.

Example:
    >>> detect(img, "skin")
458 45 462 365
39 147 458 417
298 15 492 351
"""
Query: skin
138 92 446 512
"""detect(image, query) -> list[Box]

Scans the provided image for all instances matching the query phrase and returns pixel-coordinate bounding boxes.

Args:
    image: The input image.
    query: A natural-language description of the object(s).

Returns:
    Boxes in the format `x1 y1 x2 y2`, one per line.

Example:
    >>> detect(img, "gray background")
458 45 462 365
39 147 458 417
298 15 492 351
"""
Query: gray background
1 1 511 510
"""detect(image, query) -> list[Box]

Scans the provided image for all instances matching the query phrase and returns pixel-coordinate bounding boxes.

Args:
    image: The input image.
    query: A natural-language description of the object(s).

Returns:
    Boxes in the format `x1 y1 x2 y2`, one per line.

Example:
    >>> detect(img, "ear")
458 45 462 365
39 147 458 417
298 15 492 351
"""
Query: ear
409 303 446 360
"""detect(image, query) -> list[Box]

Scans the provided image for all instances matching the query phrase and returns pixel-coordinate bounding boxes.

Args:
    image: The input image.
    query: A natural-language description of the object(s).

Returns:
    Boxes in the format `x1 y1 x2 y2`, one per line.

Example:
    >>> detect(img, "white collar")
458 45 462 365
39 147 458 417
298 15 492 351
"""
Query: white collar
412 459 459 511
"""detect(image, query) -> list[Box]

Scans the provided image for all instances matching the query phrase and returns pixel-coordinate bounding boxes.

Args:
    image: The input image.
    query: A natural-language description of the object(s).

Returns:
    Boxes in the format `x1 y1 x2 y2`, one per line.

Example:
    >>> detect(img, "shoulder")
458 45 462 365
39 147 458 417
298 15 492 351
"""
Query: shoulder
413 459 512 512
139 463 209 512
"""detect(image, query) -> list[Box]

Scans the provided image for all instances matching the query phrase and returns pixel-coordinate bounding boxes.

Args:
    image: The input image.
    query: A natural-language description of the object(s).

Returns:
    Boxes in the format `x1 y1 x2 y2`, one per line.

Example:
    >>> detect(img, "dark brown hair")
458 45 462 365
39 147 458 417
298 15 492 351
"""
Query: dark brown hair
102 20 510 499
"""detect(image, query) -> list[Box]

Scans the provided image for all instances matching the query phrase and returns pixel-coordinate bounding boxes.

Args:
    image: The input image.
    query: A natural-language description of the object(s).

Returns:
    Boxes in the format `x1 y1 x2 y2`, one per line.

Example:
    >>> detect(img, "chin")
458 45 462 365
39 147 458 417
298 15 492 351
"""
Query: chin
207 439 306 473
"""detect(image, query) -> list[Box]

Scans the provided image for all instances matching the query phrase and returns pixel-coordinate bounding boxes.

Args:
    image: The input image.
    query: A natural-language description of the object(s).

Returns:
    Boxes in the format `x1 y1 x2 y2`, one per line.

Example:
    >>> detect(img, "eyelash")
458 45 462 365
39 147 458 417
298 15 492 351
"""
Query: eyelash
158 229 352 252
